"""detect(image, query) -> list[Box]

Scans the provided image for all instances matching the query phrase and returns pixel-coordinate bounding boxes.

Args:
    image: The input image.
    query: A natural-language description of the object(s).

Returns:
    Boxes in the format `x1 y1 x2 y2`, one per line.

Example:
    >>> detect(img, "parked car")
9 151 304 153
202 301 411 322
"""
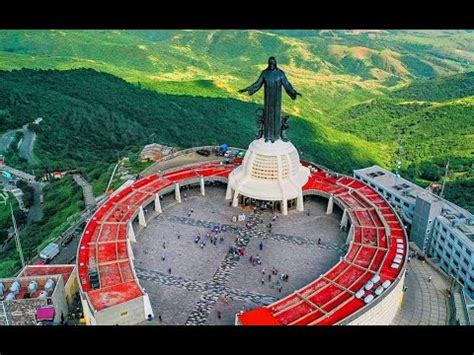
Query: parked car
224 149 239 158
39 242 60 263
61 233 74 246
196 149 211 157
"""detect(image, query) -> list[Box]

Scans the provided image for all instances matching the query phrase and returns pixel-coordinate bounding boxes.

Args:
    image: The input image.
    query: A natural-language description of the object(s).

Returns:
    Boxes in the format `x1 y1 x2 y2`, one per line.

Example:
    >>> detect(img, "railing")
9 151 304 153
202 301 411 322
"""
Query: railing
140 145 246 177
449 279 470 325
0 301 9 325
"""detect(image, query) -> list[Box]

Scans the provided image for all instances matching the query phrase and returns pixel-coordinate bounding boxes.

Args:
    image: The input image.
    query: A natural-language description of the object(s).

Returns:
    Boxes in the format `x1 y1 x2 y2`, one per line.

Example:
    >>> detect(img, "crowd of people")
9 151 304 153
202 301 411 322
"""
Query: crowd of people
154 189 302 323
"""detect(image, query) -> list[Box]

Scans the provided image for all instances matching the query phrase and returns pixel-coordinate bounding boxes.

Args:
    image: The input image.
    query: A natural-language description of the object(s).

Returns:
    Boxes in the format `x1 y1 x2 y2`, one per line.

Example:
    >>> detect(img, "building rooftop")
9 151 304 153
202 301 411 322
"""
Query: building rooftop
354 165 474 243
19 264 75 285
354 165 439 204
0 274 61 301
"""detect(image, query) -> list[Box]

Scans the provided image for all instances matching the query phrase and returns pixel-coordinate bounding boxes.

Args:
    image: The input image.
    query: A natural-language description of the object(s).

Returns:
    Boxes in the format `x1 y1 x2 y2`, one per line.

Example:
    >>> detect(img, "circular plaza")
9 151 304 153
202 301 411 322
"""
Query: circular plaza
76 150 408 326
132 183 347 325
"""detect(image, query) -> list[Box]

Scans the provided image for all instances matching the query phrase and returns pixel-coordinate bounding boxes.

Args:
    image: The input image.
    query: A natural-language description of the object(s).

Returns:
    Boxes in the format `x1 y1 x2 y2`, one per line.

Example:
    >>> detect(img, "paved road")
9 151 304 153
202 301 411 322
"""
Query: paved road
2 165 35 182
73 174 96 208
0 129 20 153
27 182 43 223
392 257 450 325
19 129 38 165
0 126 39 165
49 209 92 265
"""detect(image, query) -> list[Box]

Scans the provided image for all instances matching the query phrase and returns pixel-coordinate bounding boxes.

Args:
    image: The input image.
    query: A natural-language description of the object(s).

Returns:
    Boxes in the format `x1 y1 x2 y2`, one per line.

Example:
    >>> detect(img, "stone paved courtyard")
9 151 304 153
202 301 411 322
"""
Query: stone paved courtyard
392 256 450 325
132 183 347 325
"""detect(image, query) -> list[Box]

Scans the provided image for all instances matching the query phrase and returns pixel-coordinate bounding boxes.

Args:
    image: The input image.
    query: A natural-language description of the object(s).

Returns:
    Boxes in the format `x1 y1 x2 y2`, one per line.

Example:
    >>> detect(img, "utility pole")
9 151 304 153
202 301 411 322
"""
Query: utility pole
10 202 25 269
395 136 403 186
440 159 450 198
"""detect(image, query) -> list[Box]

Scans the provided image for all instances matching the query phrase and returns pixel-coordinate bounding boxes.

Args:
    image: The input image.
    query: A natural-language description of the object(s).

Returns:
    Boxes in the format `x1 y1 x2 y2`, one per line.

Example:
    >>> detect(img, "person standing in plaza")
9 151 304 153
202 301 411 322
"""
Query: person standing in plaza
259 241 264 251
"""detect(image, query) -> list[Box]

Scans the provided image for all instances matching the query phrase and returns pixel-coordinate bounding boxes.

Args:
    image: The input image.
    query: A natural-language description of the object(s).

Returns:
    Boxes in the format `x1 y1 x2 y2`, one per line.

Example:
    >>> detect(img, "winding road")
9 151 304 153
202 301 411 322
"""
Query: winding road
19 129 38 166
0 123 43 222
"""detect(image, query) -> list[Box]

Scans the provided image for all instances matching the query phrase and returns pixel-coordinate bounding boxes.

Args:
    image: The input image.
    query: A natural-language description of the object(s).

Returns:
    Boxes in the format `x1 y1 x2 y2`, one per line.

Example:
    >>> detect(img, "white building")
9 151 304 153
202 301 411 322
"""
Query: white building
226 138 310 215
354 165 474 299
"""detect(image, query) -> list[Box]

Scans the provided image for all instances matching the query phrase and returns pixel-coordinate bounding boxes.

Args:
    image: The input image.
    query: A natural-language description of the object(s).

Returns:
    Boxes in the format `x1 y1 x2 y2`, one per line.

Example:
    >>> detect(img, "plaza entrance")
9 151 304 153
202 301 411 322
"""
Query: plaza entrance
238 196 298 214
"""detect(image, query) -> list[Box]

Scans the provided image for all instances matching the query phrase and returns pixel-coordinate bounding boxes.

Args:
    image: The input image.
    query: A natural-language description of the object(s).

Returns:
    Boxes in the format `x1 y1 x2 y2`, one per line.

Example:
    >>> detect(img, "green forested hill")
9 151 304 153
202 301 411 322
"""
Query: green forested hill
333 72 474 161
0 30 473 119
332 72 474 212
0 68 386 183
0 30 472 173
0 30 471 275
391 72 474 101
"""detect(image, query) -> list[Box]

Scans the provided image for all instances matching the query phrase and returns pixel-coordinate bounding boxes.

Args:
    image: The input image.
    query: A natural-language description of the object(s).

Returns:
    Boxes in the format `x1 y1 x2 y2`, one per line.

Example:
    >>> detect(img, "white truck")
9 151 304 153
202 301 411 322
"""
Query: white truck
39 243 60 263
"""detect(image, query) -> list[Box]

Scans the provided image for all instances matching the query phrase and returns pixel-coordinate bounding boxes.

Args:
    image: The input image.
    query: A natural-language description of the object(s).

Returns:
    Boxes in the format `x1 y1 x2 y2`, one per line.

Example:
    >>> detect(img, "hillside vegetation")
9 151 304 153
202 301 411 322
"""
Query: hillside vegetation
0 30 471 274
0 30 472 121
333 72 474 212
0 68 387 180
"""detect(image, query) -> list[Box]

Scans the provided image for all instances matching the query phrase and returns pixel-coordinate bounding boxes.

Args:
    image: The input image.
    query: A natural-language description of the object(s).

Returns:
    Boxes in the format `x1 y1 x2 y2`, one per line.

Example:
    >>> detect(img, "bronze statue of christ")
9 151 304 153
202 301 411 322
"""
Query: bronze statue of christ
239 57 301 143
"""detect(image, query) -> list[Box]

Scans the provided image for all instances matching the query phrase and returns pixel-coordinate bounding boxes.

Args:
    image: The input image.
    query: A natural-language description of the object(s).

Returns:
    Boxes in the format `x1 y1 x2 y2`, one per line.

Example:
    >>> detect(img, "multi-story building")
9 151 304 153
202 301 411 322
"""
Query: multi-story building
353 165 474 299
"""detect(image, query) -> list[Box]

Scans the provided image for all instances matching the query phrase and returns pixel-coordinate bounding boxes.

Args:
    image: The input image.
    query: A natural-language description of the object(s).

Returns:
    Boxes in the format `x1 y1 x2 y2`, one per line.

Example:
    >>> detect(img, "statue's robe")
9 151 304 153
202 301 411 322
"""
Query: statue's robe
244 68 297 142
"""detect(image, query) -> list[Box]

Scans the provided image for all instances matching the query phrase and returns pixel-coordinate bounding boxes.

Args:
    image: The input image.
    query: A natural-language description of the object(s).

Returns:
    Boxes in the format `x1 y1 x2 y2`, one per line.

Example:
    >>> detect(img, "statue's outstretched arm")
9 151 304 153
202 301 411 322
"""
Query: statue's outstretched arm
282 72 301 100
239 72 264 95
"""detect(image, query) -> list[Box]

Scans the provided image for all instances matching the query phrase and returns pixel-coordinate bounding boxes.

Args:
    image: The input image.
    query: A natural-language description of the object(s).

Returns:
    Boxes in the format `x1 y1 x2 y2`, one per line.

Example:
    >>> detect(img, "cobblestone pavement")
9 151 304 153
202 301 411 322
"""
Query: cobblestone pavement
159 214 345 252
133 184 347 325
137 267 279 305
392 257 450 325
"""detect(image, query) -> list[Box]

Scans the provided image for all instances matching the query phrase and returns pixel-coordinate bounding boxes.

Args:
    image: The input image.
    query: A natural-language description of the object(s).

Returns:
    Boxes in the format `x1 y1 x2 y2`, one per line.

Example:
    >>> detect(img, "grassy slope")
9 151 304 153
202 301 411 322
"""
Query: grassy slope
0 176 83 277
0 68 388 175
0 30 471 274
332 73 474 212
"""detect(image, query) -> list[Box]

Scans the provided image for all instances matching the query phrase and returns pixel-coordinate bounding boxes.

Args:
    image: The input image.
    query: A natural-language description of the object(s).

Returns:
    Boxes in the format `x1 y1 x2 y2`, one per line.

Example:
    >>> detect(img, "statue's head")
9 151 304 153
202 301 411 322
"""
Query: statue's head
268 56 277 70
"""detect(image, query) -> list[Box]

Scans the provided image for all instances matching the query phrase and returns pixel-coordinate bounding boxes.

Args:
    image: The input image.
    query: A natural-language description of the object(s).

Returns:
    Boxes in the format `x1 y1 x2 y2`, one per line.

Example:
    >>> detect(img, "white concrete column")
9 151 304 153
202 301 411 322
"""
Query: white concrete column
282 199 288 216
127 221 136 243
225 183 233 200
347 223 354 245
138 206 147 227
200 176 205 196
127 238 135 260
143 293 154 320
175 183 182 203
81 299 97 325
340 208 348 230
232 190 239 207
154 193 162 214
326 195 334 215
296 191 304 212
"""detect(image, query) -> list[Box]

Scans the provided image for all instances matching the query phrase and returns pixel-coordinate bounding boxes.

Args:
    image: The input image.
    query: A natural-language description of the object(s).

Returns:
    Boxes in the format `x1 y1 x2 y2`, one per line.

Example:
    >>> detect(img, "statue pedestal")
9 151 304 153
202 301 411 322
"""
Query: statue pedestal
226 138 310 215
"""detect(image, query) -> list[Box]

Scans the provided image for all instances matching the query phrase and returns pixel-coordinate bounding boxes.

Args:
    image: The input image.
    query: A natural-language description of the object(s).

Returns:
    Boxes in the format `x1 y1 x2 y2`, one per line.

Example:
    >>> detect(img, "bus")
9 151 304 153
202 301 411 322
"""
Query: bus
2 170 13 180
